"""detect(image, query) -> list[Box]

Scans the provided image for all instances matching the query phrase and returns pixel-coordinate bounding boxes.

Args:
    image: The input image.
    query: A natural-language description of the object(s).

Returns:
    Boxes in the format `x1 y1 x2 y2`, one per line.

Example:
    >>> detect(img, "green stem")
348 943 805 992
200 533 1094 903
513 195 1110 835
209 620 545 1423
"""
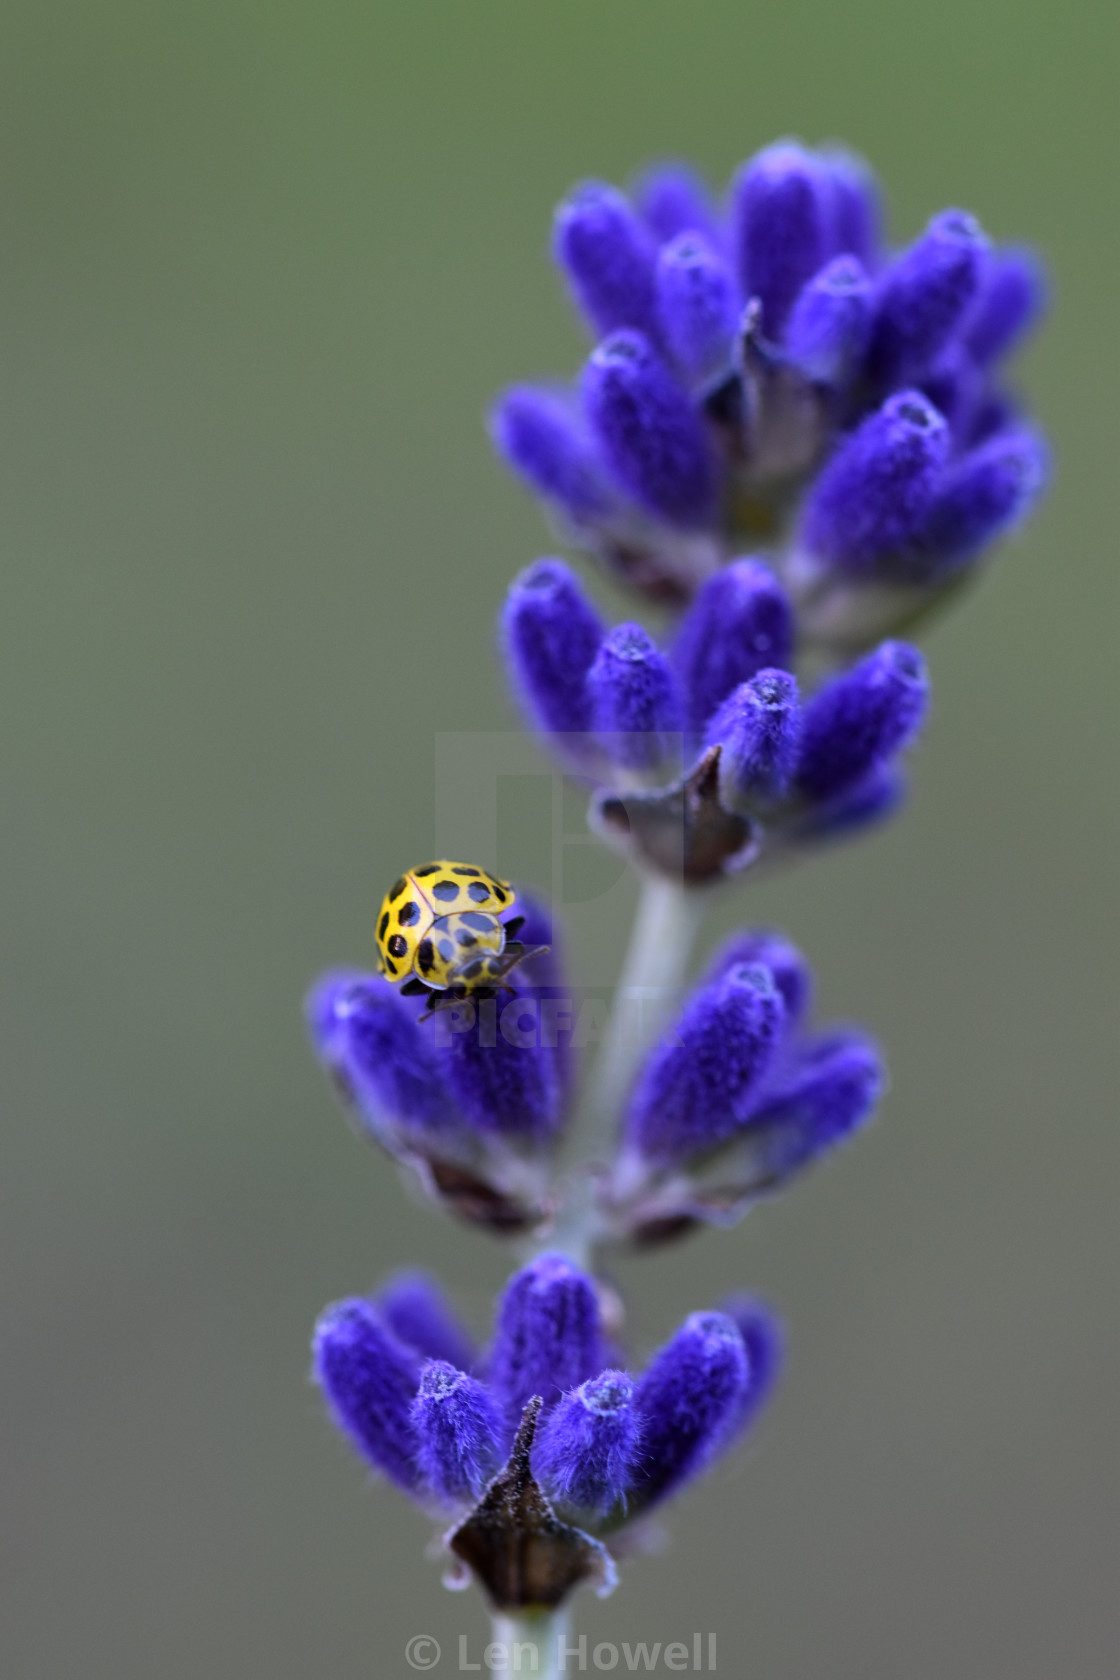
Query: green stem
543 873 707 1265
490 1607 570 1677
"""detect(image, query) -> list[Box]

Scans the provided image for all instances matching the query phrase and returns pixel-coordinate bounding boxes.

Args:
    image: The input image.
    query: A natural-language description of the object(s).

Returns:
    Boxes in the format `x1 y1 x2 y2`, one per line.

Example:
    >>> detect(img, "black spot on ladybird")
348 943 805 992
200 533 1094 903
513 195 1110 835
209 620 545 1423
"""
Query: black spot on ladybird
452 865 481 877
397 900 420 926
417 939 434 972
378 911 389 939
432 880 459 901
467 881 491 903
462 959 483 980
456 930 477 948
462 911 491 932
414 863 438 877
387 934 408 959
389 876 407 900
491 885 508 903
384 959 398 976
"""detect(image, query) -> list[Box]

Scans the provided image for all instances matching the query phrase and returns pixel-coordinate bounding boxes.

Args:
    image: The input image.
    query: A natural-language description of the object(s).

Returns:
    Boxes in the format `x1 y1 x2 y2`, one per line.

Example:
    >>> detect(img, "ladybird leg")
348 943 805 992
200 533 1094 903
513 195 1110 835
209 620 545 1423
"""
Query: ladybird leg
399 977 428 997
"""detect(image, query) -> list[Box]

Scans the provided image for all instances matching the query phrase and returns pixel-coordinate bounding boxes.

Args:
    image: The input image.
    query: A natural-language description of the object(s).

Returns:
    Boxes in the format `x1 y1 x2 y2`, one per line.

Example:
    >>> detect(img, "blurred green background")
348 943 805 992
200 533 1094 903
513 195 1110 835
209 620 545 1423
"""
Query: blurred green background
2 2 1116 1676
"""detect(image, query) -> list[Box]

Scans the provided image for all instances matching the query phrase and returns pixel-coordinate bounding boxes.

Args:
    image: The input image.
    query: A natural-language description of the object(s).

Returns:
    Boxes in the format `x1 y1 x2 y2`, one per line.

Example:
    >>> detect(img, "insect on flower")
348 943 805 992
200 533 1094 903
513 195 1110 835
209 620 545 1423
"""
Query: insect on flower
375 861 548 1017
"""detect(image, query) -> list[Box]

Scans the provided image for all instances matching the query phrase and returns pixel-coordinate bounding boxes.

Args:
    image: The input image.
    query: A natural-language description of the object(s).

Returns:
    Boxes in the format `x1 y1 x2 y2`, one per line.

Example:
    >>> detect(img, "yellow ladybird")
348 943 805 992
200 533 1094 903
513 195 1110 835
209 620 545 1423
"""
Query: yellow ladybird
376 861 543 1005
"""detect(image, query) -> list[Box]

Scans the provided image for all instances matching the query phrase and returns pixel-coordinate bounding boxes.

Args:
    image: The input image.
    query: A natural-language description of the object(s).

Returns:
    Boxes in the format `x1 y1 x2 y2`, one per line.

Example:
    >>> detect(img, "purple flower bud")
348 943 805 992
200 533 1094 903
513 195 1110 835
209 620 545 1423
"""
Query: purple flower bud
306 973 455 1138
442 995 565 1139
673 559 794 736
796 640 929 805
582 331 716 528
656 233 738 381
742 1031 883 1184
553 181 661 343
487 1255 606 1422
634 161 721 246
866 209 989 386
965 247 1047 365
588 622 683 772
798 766 907 841
919 343 983 438
801 391 950 571
312 1300 420 1490
625 964 787 1167
718 1297 785 1438
785 255 872 384
921 425 1049 570
376 1271 477 1373
490 386 611 524
534 1369 642 1514
411 1360 504 1505
701 929 813 1031
705 669 802 802
819 146 882 269
501 558 604 739
632 1312 749 1509
733 142 832 333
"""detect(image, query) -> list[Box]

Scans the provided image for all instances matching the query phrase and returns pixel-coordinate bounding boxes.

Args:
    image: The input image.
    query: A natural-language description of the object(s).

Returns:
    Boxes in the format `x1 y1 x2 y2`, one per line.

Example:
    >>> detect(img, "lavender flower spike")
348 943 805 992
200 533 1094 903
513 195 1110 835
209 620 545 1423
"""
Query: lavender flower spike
582 330 716 528
625 963 787 1168
534 1370 642 1515
632 1312 749 1509
796 640 929 805
312 1300 420 1491
411 1361 504 1506
487 1255 606 1422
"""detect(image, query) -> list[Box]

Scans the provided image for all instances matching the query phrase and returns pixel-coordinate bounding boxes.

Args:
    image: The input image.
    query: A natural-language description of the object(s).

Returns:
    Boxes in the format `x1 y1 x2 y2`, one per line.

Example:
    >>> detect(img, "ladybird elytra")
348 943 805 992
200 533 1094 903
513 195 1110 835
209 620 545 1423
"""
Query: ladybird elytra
374 861 517 992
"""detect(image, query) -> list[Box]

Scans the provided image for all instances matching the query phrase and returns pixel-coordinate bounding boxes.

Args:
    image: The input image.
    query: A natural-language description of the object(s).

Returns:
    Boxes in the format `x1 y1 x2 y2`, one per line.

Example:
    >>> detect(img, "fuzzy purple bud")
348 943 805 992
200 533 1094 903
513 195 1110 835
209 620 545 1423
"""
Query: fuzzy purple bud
701 929 813 1031
501 558 605 739
656 233 738 381
553 181 661 343
801 391 950 571
705 669 802 802
582 331 716 528
626 964 787 1167
312 1300 420 1491
377 1271 476 1373
673 559 794 737
487 1255 606 1422
411 1360 504 1506
741 1032 883 1185
307 974 455 1138
733 142 832 333
785 255 872 384
718 1296 785 1438
634 162 720 246
796 640 929 805
866 209 989 386
921 425 1048 570
441 996 565 1139
490 386 610 524
588 622 683 772
632 1312 749 1509
965 248 1046 365
535 1369 642 1514
820 146 881 269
